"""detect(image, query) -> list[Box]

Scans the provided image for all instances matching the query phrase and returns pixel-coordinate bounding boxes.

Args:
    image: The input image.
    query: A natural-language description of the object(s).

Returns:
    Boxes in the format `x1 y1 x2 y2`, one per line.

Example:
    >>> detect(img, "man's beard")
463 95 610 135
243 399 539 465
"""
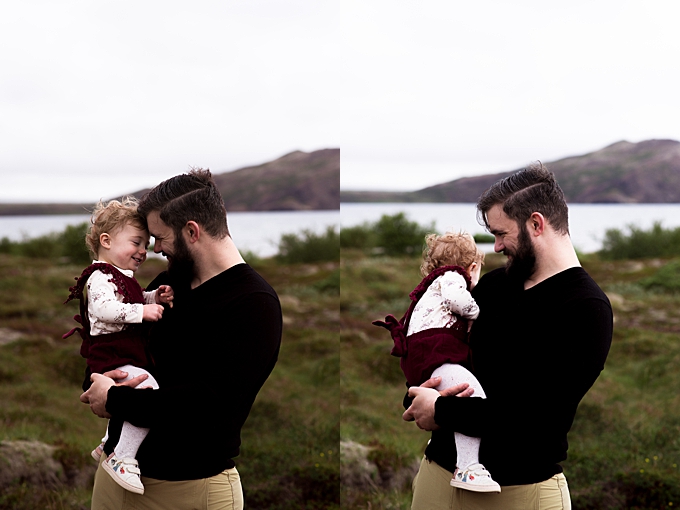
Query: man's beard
167 233 196 290
505 224 536 282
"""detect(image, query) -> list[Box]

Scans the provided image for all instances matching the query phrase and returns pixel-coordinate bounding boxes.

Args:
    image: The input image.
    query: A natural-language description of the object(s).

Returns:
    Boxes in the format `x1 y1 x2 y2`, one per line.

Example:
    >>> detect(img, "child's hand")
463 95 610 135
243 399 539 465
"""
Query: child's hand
156 285 174 308
143 304 165 321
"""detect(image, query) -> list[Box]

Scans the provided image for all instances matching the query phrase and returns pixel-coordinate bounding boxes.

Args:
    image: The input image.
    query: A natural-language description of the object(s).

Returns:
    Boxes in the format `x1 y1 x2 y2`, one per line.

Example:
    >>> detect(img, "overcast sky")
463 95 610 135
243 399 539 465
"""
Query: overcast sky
2 1 680 202
1 1 339 202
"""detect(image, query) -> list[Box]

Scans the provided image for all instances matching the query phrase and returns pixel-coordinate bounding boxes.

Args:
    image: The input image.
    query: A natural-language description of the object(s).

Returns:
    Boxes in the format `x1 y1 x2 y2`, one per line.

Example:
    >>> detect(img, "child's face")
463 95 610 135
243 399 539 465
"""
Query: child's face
468 262 482 289
98 222 150 272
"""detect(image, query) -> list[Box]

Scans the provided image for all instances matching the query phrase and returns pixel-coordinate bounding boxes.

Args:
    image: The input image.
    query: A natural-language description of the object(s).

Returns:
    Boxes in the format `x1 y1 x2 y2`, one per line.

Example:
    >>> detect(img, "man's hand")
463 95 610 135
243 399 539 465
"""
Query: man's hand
402 376 474 431
156 285 174 308
80 370 149 418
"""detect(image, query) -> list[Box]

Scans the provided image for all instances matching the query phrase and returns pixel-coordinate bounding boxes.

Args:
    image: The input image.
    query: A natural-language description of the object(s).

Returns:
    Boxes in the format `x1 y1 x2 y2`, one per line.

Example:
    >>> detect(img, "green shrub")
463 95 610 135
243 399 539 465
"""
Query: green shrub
639 261 680 293
374 213 433 256
276 226 339 264
0 222 90 263
340 223 375 249
57 222 90 265
599 222 680 260
473 233 494 244
341 213 435 256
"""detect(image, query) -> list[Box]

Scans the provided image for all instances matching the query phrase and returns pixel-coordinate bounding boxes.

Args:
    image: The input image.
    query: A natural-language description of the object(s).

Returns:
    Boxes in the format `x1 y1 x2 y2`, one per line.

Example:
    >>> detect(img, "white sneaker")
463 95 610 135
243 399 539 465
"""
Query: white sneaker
91 443 105 462
450 463 501 493
102 454 145 494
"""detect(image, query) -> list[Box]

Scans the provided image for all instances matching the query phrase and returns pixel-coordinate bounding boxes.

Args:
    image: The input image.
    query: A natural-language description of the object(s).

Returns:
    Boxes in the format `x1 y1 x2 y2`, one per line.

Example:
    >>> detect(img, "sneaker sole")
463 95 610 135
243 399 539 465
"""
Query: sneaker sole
450 480 501 493
91 449 101 462
102 460 145 495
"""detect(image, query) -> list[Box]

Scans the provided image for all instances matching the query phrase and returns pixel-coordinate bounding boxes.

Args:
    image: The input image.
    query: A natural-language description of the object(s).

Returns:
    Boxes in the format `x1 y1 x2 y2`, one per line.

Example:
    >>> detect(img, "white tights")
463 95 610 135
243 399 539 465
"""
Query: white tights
99 364 160 460
431 363 487 471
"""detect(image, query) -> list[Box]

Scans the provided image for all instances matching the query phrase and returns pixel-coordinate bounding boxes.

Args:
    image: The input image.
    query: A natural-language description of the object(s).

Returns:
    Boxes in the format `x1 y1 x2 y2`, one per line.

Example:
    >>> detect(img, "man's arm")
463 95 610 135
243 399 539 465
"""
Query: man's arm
427 295 613 438
99 292 282 429
402 377 474 430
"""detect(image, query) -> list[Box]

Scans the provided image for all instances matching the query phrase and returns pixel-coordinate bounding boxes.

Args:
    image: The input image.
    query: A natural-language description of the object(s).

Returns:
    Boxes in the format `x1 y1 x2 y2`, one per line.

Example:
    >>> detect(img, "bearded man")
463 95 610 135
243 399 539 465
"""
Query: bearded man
404 163 613 510
81 169 282 510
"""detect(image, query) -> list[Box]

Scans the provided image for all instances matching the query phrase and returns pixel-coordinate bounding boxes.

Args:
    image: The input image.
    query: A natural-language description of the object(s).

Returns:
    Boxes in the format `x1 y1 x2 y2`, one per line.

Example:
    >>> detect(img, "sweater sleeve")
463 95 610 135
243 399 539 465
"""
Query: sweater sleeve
105 291 282 430
439 272 479 320
433 295 612 438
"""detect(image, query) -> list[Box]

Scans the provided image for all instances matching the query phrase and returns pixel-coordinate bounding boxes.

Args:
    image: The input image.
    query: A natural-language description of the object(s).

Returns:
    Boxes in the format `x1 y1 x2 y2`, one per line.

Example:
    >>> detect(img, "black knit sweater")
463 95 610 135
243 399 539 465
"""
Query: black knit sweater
104 263 282 480
422 267 612 486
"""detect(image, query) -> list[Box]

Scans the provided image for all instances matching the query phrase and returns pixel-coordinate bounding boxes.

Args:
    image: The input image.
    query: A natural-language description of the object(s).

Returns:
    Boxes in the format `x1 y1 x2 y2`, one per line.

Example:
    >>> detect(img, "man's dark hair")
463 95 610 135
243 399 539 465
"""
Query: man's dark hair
476 162 570 235
138 168 229 239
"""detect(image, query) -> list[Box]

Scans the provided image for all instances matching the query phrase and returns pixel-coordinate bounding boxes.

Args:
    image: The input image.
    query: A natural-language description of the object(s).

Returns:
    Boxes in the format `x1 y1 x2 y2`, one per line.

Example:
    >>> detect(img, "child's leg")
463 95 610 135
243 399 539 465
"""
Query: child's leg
431 363 487 471
111 364 159 460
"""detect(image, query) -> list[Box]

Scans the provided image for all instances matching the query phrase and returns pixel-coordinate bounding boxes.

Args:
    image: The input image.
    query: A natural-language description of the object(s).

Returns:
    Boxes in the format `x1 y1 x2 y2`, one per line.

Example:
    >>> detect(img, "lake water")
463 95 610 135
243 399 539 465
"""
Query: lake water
4 204 680 256
0 210 340 258
341 203 680 254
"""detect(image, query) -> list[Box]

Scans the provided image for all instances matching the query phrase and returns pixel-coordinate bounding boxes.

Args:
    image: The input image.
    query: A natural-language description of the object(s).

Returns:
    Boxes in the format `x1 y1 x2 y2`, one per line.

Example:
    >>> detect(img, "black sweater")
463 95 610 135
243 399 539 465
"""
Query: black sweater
424 267 612 486
104 263 282 480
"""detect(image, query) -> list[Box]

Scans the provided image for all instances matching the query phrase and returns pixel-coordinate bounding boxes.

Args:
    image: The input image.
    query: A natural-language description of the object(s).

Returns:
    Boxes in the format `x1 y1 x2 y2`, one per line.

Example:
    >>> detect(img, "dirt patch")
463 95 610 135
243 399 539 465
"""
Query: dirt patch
0 327 24 346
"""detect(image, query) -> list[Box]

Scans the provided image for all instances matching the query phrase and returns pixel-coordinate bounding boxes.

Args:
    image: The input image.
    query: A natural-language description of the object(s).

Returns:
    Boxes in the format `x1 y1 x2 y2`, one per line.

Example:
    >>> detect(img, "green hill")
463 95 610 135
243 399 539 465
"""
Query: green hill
0 148 339 215
341 139 680 203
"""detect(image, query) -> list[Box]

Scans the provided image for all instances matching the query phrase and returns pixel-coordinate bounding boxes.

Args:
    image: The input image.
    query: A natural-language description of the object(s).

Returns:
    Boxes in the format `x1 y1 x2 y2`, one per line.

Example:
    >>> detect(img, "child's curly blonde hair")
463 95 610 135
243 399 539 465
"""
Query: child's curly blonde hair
85 197 147 259
420 231 485 277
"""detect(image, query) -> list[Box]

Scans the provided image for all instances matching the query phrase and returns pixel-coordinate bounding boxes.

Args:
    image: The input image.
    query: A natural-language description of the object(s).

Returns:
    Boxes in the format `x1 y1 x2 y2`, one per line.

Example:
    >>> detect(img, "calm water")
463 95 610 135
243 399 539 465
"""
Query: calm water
341 203 680 254
0 211 340 258
4 204 679 256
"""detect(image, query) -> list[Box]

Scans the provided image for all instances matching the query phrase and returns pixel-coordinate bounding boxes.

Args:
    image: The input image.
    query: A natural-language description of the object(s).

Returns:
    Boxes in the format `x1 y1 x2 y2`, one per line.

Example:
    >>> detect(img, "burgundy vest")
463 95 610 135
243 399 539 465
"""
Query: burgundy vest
64 263 153 375
372 265 472 387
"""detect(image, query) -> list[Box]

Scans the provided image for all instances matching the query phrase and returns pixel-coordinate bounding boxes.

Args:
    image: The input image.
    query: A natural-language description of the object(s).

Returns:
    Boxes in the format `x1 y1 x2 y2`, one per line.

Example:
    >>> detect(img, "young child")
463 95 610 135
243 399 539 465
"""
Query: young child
373 231 500 493
63 197 174 495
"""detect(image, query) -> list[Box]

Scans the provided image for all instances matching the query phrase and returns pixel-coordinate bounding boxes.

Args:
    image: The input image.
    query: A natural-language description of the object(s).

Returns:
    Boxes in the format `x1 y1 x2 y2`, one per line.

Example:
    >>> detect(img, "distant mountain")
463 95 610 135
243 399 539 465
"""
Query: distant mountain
341 139 680 203
0 148 339 215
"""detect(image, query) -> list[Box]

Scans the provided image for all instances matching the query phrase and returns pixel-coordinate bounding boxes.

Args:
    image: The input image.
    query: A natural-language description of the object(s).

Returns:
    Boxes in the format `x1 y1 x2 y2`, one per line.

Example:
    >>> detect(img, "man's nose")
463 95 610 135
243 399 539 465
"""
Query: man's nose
494 237 504 253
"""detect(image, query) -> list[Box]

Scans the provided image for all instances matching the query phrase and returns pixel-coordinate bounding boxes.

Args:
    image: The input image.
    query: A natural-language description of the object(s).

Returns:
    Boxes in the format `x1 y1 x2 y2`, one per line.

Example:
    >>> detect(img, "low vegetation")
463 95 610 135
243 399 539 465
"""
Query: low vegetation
0 225 339 509
340 213 434 256
0 223 91 265
599 222 680 260
277 226 339 264
341 219 680 510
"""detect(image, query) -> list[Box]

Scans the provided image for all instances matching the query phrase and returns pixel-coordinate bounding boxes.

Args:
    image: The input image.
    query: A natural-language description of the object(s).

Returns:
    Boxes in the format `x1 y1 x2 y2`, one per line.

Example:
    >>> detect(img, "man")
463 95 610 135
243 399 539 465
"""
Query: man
81 169 282 509
403 163 613 509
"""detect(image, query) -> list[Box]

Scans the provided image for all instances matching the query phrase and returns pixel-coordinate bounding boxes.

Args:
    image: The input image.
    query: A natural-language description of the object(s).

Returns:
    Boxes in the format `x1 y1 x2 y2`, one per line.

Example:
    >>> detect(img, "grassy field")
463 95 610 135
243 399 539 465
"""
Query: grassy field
0 253 339 509
341 249 680 510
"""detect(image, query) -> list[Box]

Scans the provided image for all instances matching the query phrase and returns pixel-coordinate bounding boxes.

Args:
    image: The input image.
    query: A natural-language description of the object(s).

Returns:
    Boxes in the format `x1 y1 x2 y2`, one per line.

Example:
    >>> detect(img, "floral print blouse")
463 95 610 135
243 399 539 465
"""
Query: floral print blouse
407 270 480 336
87 261 157 336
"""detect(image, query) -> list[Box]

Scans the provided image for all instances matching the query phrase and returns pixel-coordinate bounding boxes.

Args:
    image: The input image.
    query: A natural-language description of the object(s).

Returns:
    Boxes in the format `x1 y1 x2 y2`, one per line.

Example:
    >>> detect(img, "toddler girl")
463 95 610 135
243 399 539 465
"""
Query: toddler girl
373 231 500 493
64 197 173 495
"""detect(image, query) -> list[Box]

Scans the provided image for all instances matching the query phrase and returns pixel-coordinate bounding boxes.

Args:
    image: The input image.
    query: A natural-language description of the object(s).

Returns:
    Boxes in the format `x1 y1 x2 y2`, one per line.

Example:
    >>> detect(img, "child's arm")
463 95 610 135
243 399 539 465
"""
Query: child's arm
157 285 174 308
144 285 174 308
439 271 480 320
88 272 163 324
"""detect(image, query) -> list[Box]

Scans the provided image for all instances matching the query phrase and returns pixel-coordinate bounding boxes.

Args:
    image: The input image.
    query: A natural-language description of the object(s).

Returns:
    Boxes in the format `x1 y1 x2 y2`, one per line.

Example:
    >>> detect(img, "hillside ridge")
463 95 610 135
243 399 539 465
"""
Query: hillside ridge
341 139 680 203
0 148 339 215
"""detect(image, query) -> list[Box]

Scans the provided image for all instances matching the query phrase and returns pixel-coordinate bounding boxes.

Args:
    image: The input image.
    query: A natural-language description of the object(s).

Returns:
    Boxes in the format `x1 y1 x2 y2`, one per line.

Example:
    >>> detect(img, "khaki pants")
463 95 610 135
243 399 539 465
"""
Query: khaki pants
91 456 244 510
411 457 571 510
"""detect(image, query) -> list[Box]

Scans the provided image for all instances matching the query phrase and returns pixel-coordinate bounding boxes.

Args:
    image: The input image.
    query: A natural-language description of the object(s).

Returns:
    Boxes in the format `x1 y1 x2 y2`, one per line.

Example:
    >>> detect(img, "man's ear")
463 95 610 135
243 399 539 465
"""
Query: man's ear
185 221 201 244
528 212 546 237
99 233 111 249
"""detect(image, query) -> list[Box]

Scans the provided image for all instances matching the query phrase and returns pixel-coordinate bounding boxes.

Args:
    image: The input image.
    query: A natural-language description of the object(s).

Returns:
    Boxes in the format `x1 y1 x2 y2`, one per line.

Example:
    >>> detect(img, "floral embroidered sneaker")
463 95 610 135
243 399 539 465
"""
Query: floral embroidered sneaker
91 442 105 462
450 463 501 493
103 454 145 494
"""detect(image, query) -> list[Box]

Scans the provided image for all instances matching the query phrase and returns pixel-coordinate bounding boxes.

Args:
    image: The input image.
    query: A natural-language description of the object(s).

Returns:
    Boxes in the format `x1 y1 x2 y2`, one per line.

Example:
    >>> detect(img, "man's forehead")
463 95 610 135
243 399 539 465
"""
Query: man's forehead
146 211 170 236
486 204 511 227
